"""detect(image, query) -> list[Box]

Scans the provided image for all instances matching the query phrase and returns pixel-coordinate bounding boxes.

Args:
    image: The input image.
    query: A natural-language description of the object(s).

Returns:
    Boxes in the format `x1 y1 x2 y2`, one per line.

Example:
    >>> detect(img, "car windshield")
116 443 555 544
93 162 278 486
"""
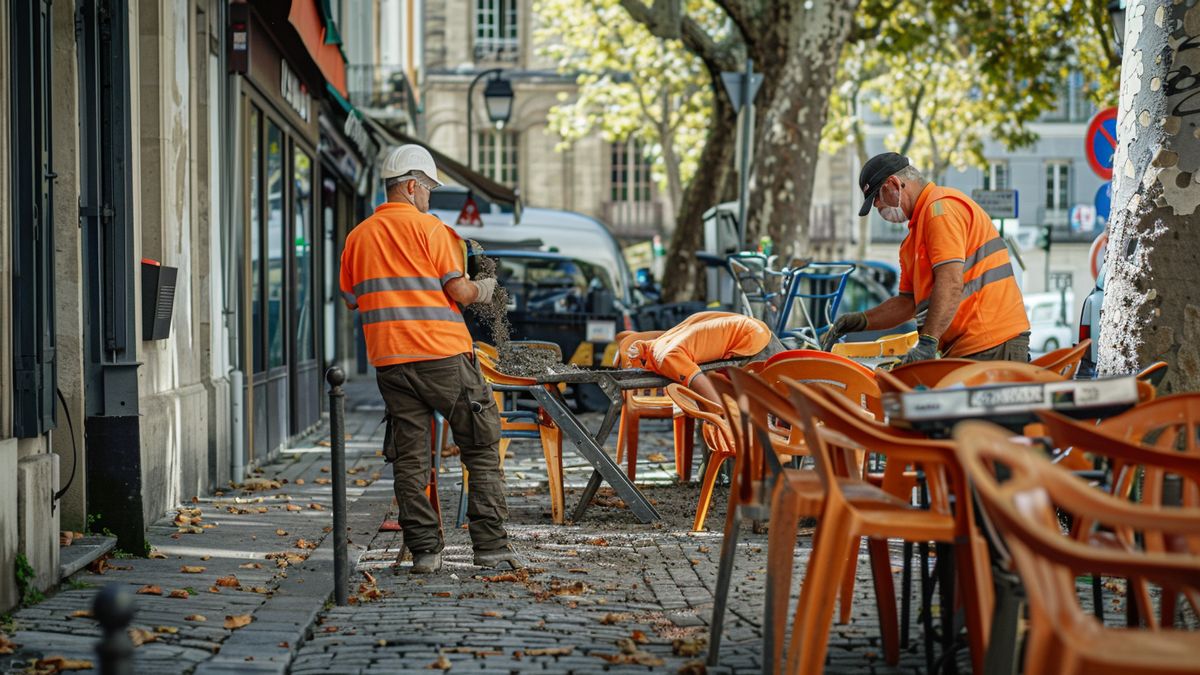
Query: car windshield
494 255 616 314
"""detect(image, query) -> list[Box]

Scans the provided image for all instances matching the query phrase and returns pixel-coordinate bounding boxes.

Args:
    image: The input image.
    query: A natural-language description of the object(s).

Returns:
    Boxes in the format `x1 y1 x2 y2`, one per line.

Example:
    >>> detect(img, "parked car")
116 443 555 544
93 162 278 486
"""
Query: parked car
1076 264 1105 378
1025 290 1075 356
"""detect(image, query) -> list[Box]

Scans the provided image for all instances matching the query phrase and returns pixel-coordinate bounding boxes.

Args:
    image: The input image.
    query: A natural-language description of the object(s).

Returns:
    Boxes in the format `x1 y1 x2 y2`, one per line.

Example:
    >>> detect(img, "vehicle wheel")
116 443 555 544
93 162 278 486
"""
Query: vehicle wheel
574 383 611 413
1043 338 1060 352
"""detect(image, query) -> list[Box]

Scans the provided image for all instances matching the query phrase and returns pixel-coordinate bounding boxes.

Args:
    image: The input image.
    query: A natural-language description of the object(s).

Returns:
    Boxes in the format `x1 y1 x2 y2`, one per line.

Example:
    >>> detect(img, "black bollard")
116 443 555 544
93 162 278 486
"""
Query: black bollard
93 584 134 675
326 366 349 606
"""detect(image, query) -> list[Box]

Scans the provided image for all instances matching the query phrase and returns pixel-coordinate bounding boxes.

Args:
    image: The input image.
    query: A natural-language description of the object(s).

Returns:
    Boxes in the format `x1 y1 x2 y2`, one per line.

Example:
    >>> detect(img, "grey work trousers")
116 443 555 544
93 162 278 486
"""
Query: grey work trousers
962 331 1031 362
377 354 509 554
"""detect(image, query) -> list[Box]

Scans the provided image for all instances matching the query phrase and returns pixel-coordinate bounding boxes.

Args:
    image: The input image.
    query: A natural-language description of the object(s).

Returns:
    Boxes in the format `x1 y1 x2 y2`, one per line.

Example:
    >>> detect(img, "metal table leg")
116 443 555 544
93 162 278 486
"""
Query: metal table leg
530 384 661 523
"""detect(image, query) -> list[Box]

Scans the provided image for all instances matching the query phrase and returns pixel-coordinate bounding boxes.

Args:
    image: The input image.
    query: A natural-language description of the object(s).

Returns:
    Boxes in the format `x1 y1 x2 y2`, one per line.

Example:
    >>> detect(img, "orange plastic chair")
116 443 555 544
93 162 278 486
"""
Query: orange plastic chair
1039 397 1200 627
765 348 876 379
1031 339 1092 378
665 383 737 531
954 421 1200 675
874 358 977 394
773 381 992 675
935 360 1066 388
474 349 567 524
612 331 692 481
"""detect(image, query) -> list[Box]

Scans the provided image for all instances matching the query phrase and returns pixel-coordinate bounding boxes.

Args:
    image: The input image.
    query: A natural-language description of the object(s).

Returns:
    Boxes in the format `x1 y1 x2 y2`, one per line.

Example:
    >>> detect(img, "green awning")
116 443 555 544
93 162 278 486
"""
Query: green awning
326 82 360 119
319 0 343 46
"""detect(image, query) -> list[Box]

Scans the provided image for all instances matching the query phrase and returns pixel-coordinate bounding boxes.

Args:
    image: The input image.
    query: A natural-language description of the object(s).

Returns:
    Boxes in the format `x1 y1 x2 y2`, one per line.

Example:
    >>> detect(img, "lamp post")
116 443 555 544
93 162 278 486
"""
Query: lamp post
466 69 514 171
1108 0 1126 63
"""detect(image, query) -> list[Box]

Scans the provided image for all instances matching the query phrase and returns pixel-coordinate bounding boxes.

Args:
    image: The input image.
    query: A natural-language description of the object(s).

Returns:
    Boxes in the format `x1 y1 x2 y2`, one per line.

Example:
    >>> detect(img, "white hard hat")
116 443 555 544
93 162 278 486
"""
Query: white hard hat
380 144 444 186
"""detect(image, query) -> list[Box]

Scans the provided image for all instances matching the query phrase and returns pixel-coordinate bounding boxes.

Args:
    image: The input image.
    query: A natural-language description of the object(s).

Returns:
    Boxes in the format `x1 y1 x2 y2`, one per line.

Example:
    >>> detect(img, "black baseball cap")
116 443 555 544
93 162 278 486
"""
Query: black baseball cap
857 152 910 217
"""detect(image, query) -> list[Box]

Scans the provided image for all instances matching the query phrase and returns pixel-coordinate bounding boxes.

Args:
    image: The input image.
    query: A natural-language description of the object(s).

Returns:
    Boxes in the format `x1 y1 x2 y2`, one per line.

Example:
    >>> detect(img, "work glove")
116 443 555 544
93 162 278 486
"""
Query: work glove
899 334 940 366
820 312 868 351
472 277 498 305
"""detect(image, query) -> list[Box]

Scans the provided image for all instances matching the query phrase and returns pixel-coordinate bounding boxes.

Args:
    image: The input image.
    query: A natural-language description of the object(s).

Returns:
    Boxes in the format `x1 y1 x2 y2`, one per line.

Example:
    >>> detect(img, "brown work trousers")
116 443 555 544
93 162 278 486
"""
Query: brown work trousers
377 354 509 554
962 331 1031 362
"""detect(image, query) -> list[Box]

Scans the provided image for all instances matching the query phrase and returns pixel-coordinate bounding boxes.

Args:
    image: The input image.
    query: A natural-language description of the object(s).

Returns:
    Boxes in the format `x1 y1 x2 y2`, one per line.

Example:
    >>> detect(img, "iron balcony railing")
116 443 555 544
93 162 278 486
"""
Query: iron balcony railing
346 64 418 123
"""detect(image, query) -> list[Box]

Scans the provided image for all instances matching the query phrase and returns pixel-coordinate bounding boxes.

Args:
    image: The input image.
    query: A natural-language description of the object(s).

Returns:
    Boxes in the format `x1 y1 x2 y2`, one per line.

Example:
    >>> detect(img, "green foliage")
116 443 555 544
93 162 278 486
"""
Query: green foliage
110 548 135 560
825 0 1120 177
534 0 725 204
64 578 95 591
14 554 44 607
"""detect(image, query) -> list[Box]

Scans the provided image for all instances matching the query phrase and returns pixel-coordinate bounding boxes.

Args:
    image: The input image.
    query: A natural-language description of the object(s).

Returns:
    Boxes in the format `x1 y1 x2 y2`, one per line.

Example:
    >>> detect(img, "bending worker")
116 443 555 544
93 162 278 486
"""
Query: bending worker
628 311 783 402
823 153 1030 364
340 145 524 574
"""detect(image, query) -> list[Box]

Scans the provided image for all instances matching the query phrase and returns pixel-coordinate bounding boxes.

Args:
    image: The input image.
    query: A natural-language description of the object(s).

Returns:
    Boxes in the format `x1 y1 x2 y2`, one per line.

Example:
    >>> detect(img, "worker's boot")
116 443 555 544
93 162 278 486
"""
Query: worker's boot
473 544 527 570
409 551 442 574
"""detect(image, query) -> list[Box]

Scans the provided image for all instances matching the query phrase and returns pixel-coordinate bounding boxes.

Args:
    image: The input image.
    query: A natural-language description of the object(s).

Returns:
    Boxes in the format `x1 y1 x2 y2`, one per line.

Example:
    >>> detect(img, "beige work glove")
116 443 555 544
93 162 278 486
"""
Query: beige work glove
472 277 498 304
820 311 868 351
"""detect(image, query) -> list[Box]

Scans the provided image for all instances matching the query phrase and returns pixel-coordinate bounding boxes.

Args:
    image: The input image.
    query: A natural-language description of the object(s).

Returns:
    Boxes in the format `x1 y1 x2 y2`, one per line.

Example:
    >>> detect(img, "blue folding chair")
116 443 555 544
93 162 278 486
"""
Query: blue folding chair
774 261 856 347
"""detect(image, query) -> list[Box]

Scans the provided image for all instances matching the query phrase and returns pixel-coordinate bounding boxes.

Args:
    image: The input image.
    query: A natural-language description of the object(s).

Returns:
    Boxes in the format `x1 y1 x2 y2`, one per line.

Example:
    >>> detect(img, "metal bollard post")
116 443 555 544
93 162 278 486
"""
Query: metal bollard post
94 584 134 675
326 366 349 606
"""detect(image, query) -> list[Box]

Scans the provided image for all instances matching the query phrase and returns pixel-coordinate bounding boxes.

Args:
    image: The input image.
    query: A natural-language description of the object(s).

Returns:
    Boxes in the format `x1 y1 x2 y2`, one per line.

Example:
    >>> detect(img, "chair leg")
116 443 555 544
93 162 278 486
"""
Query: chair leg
786 506 858 675
625 412 641 482
955 532 995 675
901 541 913 648
692 451 730 531
764 482 803 675
706 505 742 668
672 415 695 482
615 408 628 466
455 467 469 529
838 535 862 624
1161 588 1178 628
867 537 900 666
540 425 565 524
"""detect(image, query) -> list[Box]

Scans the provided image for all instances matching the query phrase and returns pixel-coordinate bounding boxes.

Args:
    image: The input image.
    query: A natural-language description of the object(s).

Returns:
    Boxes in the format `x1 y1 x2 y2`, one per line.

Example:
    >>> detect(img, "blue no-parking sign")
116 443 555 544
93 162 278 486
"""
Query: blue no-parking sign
1095 183 1112 223
1086 108 1118 180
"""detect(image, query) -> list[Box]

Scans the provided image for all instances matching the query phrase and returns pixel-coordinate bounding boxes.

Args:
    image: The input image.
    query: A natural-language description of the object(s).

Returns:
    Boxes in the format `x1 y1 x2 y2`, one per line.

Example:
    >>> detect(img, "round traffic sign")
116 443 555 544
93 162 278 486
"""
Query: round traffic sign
1094 183 1112 223
1086 107 1118 180
1090 230 1109 280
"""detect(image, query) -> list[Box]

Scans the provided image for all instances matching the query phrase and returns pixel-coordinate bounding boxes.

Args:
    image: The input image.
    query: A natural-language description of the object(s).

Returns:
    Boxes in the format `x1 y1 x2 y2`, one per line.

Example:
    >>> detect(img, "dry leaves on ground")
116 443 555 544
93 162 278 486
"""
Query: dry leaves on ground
184 615 206 622
294 478 305 485
176 525 204 535
154 626 179 635
346 467 362 475
600 613 629 625
275 529 289 536
478 569 531 583
646 453 668 462
241 478 282 492
294 539 318 550
525 646 573 656
180 565 205 574
427 654 452 670
215 575 240 587
316 440 331 447
284 504 302 512
307 502 326 511
68 610 93 619
320 466 330 473
129 628 157 647
148 550 168 559
223 614 253 630
677 661 707 674
246 586 271 595
168 589 191 599
26 656 94 673
353 479 369 487
672 637 706 657
314 478 331 485
238 562 262 569
0 634 17 655
136 585 162 595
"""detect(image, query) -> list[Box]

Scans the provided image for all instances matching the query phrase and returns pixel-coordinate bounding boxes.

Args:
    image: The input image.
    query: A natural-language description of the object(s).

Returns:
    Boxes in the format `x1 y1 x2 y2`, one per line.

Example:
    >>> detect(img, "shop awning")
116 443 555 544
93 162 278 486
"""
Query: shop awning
360 114 521 217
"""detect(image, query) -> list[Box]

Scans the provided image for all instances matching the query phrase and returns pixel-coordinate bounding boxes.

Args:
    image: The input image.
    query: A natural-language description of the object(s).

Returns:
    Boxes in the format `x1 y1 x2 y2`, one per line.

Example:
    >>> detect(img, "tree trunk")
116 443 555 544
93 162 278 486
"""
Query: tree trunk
853 124 870 261
659 116 684 232
662 79 738 301
1097 0 1200 393
745 0 860 261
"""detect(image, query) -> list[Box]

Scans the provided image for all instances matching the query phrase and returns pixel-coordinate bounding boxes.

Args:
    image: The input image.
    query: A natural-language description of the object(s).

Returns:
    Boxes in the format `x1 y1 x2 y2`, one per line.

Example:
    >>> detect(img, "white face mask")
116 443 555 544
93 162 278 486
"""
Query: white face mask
879 181 907 223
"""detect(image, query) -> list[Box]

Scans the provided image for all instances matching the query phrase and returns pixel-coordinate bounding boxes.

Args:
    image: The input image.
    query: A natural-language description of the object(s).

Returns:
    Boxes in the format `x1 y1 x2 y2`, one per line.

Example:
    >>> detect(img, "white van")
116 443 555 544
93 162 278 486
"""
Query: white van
1024 290 1075 355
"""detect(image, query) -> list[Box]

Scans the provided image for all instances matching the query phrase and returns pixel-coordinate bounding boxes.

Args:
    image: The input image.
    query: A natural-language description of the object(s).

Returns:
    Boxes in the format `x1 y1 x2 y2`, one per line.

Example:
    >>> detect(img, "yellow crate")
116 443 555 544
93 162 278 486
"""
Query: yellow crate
831 331 919 358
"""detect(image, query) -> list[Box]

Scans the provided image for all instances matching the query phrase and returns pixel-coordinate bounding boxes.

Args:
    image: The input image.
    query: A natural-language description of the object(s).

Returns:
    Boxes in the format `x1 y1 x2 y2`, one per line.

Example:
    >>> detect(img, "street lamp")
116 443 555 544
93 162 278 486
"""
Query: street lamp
466 69 514 171
1108 0 1127 62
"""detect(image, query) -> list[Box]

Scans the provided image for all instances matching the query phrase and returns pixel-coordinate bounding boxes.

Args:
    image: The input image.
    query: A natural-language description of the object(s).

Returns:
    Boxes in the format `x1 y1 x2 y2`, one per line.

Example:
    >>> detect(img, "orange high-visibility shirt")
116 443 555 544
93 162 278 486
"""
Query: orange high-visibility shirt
339 202 473 367
638 311 772 384
898 184 1029 357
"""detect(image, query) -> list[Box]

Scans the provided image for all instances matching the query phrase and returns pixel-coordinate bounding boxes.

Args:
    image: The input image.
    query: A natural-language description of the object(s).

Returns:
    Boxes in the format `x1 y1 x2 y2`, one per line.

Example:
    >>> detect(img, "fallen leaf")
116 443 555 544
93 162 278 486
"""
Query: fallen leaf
148 551 168 559
316 440 331 447
314 478 331 485
428 654 451 670
207 586 221 593
285 504 302 512
599 613 628 625
346 467 362 475
307 502 325 511
177 525 204 535
68 609 93 619
238 562 263 569
88 558 110 574
276 529 289 536
677 660 707 674
320 466 330 473
647 453 668 462
588 538 609 547
200 555 211 561
155 626 179 634
180 566 205 574
294 539 318 550
294 478 305 485
323 626 339 633
431 592 452 597
255 507 268 514
184 615 207 622
630 630 650 644
136 585 163 595
278 641 290 648
247 586 271 594
526 646 573 656
482 610 501 617
168 589 191 599
30 656 93 671
0 634 19 655
215 575 240 587
223 614 253 629
568 568 589 574
241 478 282 491
354 479 368 487
129 628 157 647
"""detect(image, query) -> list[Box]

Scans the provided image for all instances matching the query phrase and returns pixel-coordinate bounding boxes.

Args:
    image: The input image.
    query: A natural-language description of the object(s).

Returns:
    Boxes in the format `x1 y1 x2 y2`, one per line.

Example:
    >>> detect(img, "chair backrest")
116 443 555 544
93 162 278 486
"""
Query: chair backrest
876 358 977 394
616 330 669 397
761 357 882 419
475 348 538 386
831 331 918 358
1030 339 1091 378
711 372 756 508
953 420 1200 638
934 361 1065 388
728 367 804 492
764 348 876 379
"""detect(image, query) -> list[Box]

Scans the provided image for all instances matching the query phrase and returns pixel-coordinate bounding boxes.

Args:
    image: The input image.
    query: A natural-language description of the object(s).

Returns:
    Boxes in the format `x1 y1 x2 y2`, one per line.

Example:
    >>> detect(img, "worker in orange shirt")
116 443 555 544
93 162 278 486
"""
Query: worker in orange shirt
822 153 1030 364
340 145 524 574
627 311 783 402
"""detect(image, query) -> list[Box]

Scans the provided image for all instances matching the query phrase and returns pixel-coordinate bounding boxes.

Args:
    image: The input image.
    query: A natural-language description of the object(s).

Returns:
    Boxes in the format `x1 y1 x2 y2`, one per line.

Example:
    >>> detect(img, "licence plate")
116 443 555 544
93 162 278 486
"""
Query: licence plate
586 321 616 343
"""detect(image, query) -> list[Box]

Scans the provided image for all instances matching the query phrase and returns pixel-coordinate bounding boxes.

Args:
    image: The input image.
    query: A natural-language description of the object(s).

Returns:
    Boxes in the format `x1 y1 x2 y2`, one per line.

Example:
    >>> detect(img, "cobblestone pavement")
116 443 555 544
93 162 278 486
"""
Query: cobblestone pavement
3 378 1167 674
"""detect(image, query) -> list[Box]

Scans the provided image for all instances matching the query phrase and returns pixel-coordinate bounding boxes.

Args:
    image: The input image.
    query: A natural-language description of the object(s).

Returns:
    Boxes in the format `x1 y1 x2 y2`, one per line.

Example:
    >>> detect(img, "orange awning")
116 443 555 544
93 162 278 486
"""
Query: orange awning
287 0 347 98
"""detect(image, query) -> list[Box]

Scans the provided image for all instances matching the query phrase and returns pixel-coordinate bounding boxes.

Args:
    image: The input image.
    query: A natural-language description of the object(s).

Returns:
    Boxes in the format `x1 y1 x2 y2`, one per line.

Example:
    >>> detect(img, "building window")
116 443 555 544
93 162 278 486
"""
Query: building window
294 148 316 362
249 105 265 373
983 161 1009 191
1045 160 1071 223
476 130 519 188
475 0 518 61
610 139 653 203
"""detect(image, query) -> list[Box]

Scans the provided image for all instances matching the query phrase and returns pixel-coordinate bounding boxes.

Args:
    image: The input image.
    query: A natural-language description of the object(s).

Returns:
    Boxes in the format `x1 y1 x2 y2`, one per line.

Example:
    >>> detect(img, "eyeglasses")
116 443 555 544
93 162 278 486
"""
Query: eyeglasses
413 175 439 191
